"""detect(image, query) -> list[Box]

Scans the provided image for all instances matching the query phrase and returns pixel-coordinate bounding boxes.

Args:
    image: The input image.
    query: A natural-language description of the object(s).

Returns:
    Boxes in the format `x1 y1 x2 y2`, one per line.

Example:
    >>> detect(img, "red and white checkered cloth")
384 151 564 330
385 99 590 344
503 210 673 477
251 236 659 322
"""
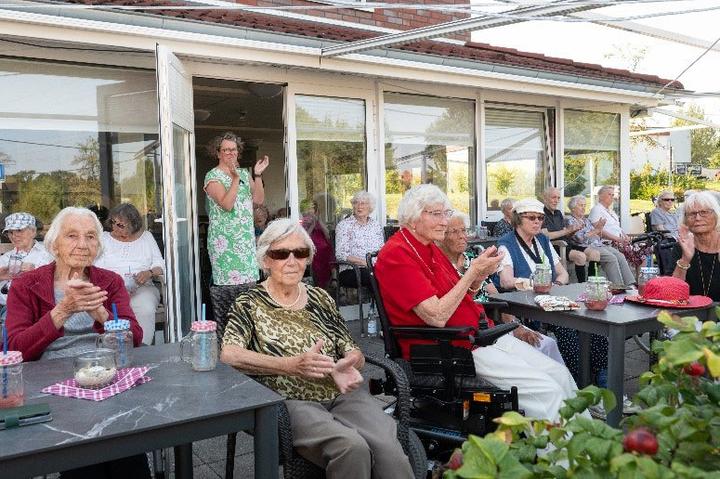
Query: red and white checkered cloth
42 367 152 401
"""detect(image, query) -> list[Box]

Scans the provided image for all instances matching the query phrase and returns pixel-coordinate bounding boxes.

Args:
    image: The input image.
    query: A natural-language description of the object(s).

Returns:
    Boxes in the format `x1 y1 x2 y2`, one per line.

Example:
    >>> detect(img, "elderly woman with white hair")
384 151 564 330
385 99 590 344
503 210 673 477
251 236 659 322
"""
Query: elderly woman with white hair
220 218 413 479
375 185 580 422
673 191 720 300
650 189 679 238
334 191 385 289
7 207 143 361
6 207 148 478
491 198 515 237
0 212 53 321
437 211 565 365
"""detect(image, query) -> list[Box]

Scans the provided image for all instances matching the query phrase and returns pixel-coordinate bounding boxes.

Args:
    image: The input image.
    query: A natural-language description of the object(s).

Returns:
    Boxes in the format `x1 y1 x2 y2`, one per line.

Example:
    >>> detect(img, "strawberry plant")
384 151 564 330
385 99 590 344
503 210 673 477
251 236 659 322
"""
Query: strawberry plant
443 310 720 478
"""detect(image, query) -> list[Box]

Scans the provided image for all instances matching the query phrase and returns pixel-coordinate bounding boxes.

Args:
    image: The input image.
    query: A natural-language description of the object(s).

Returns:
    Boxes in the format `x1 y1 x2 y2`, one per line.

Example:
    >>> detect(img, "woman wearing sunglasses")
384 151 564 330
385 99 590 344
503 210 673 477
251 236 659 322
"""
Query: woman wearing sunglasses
220 218 413 479
673 191 720 301
497 198 610 394
650 189 679 239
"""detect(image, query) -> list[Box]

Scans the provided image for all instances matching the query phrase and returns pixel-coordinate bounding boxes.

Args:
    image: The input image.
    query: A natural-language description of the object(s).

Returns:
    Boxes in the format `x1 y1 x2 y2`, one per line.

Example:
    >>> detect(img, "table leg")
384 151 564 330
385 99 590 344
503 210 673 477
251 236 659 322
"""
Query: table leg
606 325 626 428
254 404 279 479
579 332 591 387
174 443 193 479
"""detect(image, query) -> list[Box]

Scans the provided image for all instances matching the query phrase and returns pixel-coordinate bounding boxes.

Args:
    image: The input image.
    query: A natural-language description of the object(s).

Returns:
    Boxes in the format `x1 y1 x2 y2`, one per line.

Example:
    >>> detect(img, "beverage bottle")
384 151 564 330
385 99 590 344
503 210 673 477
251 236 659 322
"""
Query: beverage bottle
366 303 379 338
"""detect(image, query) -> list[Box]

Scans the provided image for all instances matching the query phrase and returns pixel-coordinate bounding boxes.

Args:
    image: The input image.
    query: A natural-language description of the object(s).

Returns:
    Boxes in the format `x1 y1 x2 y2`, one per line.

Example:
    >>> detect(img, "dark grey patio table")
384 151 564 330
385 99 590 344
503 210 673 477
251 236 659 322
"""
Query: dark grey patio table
0 342 282 479
490 283 716 427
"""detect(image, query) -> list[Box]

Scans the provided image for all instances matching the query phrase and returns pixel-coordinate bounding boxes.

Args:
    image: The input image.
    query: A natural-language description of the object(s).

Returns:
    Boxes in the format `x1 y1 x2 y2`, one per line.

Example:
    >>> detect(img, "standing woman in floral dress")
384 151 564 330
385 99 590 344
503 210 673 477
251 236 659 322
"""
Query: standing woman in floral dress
204 132 269 286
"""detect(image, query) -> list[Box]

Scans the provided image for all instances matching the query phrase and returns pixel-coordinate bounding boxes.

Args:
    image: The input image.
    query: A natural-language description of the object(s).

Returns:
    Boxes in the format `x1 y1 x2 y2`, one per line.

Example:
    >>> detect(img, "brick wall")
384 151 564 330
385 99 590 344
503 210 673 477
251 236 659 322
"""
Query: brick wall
237 0 472 41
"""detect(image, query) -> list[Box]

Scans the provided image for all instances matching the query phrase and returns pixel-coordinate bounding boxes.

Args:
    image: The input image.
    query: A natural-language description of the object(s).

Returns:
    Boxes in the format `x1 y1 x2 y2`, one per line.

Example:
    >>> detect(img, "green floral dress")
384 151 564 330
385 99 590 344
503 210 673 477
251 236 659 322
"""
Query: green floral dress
204 167 259 285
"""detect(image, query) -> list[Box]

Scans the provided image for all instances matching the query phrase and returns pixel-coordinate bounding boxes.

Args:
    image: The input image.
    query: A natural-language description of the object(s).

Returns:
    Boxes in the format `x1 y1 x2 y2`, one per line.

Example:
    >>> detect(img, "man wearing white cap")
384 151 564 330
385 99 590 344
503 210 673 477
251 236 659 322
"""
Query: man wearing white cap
0 213 53 321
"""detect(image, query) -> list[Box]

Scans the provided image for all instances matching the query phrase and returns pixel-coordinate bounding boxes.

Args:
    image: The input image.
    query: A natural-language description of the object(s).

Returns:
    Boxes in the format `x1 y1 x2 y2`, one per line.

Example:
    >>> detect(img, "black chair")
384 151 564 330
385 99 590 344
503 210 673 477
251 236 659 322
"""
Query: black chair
366 252 520 453
209 284 428 479
331 260 367 329
383 224 400 242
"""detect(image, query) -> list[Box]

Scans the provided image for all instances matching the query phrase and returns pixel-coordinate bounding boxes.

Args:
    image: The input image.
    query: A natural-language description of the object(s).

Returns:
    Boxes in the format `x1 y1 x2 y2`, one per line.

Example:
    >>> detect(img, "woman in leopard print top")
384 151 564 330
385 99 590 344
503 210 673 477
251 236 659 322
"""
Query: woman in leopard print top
220 219 413 479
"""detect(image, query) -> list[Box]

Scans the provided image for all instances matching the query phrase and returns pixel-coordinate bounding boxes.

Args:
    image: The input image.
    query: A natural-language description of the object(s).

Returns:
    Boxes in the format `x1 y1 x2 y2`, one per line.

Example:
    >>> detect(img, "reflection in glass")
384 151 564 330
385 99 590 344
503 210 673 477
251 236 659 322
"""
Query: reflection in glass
0 58 160 236
563 110 620 212
384 93 475 222
296 95 366 230
485 108 550 211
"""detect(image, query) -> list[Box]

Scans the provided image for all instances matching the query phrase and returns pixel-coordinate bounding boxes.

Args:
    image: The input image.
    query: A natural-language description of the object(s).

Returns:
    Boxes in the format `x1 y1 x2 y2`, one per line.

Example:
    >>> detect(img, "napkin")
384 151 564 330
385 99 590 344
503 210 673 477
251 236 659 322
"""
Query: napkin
42 367 151 401
534 295 580 311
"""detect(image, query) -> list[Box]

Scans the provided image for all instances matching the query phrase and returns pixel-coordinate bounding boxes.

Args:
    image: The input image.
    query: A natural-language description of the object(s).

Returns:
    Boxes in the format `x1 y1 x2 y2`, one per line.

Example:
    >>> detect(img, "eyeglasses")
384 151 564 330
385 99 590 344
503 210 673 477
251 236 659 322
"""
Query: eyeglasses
111 220 127 230
266 247 311 260
446 228 470 237
661 198 676 202
220 147 238 154
685 209 714 219
521 214 545 222
423 209 454 219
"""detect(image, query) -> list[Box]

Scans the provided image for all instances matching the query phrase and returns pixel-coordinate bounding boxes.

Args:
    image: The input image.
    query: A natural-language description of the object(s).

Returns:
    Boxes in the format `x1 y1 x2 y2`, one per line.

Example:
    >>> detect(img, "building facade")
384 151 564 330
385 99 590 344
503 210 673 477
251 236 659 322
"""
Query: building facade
0 0 684 336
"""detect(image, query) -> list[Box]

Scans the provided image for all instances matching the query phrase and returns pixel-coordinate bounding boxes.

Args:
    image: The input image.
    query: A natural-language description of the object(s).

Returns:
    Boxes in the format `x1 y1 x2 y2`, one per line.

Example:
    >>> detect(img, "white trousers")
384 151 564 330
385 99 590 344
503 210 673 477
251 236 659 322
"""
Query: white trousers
130 285 161 345
473 334 580 422
530 333 566 366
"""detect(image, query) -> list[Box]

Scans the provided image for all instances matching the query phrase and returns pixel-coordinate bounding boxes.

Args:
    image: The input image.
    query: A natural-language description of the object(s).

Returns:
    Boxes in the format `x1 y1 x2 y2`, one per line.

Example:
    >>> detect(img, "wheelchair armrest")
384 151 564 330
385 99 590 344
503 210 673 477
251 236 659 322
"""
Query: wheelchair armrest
364 354 411 430
389 326 476 341
474 322 519 347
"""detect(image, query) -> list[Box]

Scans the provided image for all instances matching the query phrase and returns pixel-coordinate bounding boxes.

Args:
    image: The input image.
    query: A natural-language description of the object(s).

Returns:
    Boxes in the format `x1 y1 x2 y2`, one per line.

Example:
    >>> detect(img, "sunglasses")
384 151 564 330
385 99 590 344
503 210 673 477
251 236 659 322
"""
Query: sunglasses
661 198 676 202
266 248 311 260
521 214 545 222
111 220 127 229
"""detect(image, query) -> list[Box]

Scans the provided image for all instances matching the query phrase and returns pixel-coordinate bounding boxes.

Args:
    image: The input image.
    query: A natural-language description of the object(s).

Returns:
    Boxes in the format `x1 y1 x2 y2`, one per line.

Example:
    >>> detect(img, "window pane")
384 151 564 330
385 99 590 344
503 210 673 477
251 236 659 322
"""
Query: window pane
564 110 620 212
0 59 160 235
384 93 475 222
296 95 366 229
485 108 548 211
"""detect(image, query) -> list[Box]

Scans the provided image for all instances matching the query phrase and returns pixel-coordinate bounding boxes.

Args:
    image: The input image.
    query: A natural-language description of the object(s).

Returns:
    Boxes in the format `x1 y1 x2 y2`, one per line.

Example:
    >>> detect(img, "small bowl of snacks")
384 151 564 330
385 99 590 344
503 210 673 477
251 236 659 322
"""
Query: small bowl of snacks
74 349 117 389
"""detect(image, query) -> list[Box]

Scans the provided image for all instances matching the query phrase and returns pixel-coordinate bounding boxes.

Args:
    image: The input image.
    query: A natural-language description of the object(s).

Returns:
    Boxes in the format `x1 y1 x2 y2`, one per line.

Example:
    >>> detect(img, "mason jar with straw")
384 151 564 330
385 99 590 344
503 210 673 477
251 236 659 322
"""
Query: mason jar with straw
0 325 24 409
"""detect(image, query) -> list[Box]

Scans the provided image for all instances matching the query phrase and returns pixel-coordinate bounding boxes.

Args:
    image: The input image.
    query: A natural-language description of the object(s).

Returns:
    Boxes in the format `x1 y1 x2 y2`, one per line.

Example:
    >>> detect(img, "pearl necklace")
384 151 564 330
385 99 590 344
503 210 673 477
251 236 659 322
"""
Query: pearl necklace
400 229 436 277
265 281 304 309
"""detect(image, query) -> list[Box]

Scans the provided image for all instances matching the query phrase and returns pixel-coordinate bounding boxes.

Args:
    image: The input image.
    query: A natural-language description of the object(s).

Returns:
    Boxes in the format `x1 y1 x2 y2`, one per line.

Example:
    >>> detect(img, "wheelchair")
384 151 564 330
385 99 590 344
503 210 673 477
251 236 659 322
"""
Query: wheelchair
365 252 520 461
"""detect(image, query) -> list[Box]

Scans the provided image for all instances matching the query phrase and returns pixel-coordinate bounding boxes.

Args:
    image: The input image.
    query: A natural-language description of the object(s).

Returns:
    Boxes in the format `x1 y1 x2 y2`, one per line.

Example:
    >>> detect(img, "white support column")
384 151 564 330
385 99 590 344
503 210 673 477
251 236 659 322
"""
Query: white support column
476 90 485 224
620 108 632 228
556 101 565 204
372 80 385 225
285 84 300 222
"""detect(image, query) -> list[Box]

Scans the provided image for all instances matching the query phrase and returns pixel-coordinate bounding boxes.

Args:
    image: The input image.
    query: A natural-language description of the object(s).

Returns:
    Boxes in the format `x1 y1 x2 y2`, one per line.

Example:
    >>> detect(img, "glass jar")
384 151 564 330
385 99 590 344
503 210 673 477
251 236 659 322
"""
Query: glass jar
585 276 611 311
638 267 659 296
122 271 138 295
97 319 134 368
7 253 23 279
0 351 24 408
532 263 553 294
74 349 117 389
180 321 218 371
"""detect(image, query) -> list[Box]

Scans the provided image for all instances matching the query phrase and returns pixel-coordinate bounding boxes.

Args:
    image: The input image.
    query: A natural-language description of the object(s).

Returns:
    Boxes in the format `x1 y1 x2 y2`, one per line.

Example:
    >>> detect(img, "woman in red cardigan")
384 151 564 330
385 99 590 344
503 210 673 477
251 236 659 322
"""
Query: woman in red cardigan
7 206 143 361
6 206 149 479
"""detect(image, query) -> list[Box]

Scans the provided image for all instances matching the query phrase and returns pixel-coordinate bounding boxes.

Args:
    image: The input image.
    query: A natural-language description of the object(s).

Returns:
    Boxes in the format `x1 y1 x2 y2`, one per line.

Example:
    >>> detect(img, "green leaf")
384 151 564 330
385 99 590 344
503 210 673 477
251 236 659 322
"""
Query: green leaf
495 411 532 427
567 432 590 461
601 388 618 413
704 347 720 378
663 336 704 366
584 436 614 463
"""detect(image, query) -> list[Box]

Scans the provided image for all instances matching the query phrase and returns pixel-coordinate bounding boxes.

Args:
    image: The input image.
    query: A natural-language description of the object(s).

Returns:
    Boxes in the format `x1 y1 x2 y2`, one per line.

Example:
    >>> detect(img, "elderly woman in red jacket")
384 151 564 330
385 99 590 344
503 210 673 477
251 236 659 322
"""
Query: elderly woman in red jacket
6 206 148 479
7 206 143 361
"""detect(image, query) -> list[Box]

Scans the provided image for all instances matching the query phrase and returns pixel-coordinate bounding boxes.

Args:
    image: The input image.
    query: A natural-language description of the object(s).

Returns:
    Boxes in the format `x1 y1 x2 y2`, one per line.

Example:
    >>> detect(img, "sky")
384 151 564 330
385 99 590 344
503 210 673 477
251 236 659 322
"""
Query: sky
470 0 720 126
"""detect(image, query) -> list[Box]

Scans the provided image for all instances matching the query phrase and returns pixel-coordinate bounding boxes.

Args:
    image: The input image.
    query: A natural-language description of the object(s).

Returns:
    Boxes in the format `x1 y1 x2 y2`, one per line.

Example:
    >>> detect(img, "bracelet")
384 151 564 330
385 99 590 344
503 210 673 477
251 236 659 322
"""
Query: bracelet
675 259 691 271
468 285 480 294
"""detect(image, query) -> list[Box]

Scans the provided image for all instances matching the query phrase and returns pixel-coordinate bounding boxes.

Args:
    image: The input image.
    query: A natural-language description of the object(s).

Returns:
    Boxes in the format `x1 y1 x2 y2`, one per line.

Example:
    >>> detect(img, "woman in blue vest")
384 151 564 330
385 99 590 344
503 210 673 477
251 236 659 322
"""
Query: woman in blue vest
496 199 609 396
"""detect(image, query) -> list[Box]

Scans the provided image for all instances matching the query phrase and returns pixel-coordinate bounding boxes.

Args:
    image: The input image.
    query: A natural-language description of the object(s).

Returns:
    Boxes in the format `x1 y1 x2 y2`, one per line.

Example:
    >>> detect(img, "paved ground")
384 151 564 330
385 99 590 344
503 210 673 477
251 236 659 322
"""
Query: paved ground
154 306 653 479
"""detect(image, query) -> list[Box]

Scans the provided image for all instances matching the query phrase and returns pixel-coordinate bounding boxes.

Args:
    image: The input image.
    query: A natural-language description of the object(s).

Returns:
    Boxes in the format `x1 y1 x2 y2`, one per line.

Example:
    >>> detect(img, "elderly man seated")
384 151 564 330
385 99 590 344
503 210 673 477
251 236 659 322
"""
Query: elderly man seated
0 212 53 322
541 187 590 283
375 185 581 422
650 189 679 239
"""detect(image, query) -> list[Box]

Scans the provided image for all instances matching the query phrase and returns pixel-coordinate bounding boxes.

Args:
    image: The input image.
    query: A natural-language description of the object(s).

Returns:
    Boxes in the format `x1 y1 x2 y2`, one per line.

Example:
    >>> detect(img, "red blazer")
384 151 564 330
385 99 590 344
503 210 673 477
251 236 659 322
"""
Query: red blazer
6 263 143 361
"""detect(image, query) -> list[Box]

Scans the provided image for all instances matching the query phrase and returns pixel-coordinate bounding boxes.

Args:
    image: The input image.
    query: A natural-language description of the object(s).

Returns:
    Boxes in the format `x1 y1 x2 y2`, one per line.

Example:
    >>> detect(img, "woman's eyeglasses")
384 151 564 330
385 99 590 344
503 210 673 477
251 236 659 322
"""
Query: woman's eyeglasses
685 209 713 219
423 209 454 219
111 220 127 230
521 214 545 222
266 248 311 260
220 147 238 154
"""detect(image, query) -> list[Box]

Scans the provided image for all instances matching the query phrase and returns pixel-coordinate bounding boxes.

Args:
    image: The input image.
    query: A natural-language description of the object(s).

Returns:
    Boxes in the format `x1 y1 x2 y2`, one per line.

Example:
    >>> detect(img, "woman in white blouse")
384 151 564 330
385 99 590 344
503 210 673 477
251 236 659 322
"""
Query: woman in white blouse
334 191 384 289
94 203 165 345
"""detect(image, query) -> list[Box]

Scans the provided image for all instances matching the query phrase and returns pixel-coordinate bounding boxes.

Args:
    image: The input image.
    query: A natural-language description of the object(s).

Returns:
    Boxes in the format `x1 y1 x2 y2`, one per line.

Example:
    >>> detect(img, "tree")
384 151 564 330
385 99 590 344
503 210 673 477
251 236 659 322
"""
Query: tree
488 165 516 196
671 104 720 166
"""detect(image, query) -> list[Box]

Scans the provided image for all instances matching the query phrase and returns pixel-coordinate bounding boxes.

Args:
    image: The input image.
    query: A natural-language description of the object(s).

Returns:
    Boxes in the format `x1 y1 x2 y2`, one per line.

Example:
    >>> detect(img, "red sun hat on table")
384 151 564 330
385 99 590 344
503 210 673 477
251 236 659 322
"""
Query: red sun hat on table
625 276 713 309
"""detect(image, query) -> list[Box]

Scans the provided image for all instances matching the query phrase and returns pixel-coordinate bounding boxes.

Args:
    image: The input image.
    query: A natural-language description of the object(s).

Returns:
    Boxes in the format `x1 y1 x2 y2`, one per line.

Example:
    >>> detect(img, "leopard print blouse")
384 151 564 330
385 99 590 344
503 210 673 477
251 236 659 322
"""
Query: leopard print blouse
222 284 359 402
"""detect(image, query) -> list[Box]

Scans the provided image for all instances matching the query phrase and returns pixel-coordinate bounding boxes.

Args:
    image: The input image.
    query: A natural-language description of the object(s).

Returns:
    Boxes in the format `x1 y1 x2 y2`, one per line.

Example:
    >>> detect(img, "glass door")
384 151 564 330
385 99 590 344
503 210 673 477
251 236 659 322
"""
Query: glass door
156 45 201 341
